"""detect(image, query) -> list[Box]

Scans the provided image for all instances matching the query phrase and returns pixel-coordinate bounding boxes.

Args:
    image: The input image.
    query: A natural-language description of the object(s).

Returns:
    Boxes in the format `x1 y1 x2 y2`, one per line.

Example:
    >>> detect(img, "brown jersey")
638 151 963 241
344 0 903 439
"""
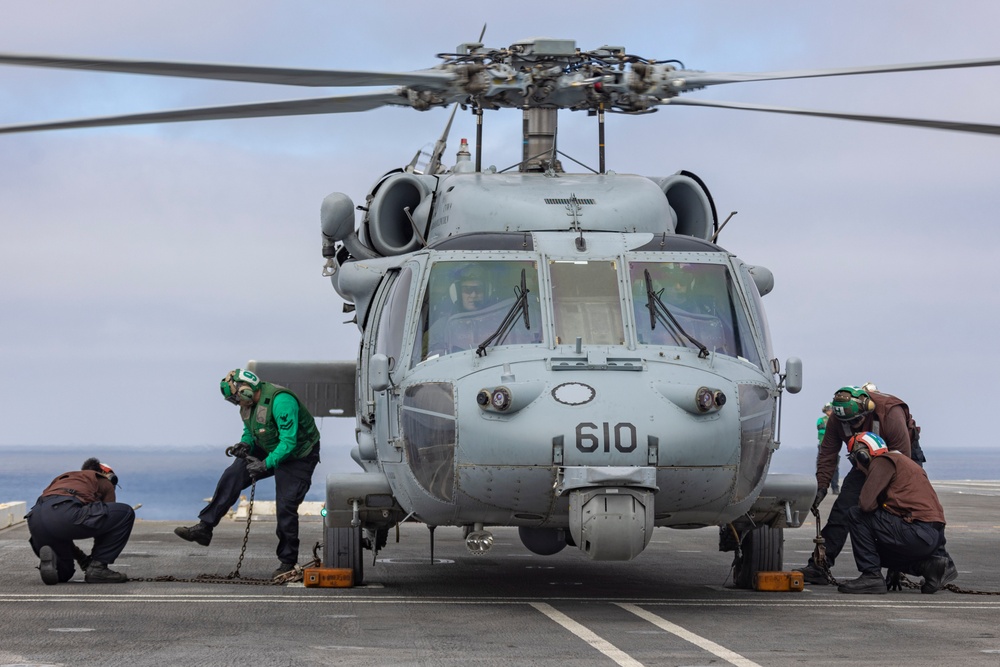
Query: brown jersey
859 452 945 524
817 391 912 491
40 470 117 504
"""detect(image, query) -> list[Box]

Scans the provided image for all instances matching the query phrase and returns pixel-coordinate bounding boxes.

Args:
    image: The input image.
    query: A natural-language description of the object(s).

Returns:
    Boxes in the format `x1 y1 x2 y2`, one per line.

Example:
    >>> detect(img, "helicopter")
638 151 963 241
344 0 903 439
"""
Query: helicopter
3 37 999 588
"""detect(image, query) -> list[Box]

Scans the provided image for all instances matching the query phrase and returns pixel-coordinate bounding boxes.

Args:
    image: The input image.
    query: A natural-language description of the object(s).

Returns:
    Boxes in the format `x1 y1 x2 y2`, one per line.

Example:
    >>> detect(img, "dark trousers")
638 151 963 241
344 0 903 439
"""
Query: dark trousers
847 505 947 574
817 446 840 491
816 465 866 567
198 443 320 564
27 496 135 582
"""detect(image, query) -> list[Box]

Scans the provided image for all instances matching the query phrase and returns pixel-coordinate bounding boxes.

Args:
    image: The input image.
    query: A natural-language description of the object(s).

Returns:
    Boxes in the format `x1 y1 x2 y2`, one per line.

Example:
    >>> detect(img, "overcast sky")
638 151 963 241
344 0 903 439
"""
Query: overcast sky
2 2 999 469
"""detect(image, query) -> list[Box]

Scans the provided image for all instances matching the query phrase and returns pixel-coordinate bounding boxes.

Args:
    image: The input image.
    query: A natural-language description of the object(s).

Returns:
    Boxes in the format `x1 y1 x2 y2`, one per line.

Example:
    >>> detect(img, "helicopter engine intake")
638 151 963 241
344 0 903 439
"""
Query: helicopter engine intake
365 172 435 256
652 172 716 241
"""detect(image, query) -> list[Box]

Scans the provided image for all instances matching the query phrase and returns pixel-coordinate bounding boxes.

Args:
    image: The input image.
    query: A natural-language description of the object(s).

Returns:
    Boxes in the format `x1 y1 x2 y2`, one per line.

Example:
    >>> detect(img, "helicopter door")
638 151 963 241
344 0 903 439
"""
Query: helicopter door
362 267 413 463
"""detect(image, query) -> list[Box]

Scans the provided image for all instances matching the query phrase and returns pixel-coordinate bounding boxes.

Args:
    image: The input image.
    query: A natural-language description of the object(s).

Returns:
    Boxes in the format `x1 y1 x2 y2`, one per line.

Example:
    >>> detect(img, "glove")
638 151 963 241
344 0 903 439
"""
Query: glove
245 456 268 480
811 487 828 511
885 570 902 591
226 442 250 459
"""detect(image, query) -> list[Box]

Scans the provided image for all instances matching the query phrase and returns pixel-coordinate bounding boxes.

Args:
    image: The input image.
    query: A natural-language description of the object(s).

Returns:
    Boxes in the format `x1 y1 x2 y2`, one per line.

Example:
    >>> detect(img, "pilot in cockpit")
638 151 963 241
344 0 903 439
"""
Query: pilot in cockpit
427 265 494 354
453 268 489 313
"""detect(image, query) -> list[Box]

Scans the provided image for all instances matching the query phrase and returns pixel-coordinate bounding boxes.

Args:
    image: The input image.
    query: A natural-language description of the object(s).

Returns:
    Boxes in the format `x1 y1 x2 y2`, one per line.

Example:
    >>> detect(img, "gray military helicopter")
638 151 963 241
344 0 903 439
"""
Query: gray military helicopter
3 38 999 587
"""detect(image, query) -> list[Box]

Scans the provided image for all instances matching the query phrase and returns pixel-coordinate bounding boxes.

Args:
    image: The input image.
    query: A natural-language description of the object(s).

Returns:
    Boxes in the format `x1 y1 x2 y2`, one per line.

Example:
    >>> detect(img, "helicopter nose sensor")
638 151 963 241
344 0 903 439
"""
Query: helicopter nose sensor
696 386 726 412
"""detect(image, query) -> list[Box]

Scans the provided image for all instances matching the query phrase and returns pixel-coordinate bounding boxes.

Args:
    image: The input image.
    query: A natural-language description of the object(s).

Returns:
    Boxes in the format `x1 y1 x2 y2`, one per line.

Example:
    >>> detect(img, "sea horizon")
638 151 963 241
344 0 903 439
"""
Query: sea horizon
3 444 997 521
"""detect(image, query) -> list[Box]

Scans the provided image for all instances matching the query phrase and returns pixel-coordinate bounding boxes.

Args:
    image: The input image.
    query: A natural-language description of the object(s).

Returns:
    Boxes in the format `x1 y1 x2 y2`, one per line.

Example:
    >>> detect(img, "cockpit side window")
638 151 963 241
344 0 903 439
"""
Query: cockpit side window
629 261 764 369
375 266 413 363
740 264 775 365
410 260 542 365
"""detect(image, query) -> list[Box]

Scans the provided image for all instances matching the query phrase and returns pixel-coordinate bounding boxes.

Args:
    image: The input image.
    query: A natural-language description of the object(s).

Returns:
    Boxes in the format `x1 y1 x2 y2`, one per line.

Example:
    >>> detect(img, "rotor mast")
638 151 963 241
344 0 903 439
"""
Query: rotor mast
521 108 561 172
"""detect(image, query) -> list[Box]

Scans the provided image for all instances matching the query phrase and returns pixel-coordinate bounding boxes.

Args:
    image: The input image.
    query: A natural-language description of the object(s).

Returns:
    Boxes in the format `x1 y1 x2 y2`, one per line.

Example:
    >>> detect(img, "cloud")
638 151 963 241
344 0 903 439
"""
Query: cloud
1 2 999 462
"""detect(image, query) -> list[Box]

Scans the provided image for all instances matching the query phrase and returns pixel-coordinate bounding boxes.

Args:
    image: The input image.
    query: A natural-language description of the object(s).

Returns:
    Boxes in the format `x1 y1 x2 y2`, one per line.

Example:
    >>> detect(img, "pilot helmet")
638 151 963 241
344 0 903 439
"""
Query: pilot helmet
831 386 874 424
449 265 490 308
847 431 888 469
220 368 261 405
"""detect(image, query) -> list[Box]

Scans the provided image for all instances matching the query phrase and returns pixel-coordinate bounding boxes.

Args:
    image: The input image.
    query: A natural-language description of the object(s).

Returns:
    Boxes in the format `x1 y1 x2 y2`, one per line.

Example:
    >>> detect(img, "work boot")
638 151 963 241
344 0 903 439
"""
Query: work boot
174 522 213 547
919 556 951 594
943 559 959 587
271 562 296 579
38 545 58 586
84 561 128 584
72 544 92 571
838 571 888 594
799 563 831 585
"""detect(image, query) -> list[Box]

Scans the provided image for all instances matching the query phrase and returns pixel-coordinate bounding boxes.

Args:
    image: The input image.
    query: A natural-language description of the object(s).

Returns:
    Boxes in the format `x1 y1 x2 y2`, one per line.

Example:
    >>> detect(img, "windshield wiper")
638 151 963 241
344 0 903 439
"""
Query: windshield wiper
644 269 709 359
476 269 530 357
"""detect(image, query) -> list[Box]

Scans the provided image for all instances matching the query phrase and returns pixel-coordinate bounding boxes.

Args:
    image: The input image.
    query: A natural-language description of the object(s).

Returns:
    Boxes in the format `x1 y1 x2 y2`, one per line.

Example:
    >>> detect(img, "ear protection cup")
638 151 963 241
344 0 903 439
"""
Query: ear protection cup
99 464 119 486
221 369 260 403
852 447 871 468
848 431 887 468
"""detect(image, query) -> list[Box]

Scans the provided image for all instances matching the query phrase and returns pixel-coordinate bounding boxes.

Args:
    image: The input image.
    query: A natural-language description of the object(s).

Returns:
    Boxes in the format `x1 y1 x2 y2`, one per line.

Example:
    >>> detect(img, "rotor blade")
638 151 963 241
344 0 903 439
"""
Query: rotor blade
0 90 410 135
673 57 1000 90
0 52 456 88
664 97 1000 136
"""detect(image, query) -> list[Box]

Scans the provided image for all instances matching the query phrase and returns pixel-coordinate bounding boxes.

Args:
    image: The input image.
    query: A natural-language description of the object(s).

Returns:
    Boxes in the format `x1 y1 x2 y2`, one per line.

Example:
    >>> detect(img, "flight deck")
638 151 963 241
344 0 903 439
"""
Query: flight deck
1 481 998 667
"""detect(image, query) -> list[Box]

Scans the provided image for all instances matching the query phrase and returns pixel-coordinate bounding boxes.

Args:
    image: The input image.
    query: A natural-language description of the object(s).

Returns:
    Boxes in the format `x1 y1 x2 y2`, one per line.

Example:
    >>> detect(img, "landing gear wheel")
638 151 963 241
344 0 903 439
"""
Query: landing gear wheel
325 524 364 585
733 524 783 589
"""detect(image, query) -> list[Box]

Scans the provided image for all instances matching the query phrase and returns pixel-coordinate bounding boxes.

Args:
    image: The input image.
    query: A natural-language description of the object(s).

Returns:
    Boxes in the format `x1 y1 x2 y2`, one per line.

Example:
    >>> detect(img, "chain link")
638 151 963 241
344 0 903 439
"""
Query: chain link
227 479 256 580
132 478 323 586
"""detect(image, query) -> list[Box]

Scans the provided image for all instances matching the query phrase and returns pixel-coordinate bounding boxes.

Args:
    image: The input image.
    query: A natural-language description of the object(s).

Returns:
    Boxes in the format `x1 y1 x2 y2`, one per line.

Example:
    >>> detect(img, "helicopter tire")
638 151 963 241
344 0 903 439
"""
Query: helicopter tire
324 524 364 586
732 524 783 589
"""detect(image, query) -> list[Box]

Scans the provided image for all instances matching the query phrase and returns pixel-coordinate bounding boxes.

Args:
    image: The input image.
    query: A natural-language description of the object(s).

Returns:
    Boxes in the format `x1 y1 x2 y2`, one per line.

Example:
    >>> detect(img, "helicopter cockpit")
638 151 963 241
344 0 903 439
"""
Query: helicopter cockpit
412 260 543 362
404 249 772 369
629 260 767 369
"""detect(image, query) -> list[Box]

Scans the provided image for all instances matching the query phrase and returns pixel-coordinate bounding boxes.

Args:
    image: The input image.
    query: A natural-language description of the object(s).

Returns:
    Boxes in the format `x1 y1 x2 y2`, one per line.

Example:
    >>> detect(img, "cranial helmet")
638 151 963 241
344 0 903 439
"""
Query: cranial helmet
82 457 119 486
831 386 874 423
220 368 261 405
847 431 888 469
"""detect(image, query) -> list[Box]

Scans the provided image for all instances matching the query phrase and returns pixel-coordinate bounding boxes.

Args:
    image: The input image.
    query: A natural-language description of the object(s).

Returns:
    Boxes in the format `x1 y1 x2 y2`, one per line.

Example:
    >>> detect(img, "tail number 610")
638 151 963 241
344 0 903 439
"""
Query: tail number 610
575 422 637 453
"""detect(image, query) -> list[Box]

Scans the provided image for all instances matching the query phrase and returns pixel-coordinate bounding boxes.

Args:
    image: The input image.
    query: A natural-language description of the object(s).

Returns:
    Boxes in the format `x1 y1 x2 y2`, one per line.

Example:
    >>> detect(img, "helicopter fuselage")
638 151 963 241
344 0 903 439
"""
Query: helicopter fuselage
321 167 806 562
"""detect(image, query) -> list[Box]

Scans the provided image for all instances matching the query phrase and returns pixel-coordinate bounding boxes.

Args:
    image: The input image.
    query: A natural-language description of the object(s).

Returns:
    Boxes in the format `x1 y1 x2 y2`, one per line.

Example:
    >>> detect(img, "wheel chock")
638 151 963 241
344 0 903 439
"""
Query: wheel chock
753 570 804 592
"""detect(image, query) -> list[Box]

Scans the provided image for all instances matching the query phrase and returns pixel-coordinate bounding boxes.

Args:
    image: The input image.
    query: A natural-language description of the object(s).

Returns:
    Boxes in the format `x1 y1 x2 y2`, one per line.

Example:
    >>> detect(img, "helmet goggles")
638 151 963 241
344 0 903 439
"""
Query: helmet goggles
831 386 872 424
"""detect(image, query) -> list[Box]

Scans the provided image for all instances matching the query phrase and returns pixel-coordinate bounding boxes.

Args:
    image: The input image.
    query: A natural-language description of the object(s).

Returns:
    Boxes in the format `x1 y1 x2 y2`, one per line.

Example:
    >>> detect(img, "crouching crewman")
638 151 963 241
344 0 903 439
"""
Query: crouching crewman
838 432 957 595
26 458 135 584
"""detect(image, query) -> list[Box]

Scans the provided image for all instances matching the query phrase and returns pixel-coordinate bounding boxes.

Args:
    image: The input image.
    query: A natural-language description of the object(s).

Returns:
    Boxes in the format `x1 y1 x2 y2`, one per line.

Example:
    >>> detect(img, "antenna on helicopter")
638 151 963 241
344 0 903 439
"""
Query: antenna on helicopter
711 211 738 243
425 105 459 175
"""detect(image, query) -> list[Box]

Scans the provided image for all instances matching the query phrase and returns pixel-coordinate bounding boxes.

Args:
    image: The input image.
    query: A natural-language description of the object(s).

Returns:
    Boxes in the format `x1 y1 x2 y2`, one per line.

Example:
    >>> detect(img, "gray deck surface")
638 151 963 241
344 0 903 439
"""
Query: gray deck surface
2 480 998 666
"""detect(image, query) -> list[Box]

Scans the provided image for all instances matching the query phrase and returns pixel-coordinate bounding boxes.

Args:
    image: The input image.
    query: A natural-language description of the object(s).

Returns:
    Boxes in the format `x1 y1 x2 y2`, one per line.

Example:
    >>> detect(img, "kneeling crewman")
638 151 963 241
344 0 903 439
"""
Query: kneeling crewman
838 432 957 595
27 458 134 584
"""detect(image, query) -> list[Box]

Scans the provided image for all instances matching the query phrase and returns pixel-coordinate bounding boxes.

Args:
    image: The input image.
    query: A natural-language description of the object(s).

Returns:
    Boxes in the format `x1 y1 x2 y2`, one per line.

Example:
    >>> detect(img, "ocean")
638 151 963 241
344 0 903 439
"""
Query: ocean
2 445 997 521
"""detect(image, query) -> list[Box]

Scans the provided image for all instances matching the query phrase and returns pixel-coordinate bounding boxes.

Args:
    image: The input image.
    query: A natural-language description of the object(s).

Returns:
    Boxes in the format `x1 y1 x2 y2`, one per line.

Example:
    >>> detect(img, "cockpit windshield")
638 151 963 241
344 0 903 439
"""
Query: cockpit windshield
411 260 543 365
628 261 764 369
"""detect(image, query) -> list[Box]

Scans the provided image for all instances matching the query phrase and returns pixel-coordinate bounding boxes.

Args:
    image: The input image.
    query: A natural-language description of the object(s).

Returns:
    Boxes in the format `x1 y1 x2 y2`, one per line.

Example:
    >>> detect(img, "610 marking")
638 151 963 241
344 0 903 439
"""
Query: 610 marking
575 422 637 453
